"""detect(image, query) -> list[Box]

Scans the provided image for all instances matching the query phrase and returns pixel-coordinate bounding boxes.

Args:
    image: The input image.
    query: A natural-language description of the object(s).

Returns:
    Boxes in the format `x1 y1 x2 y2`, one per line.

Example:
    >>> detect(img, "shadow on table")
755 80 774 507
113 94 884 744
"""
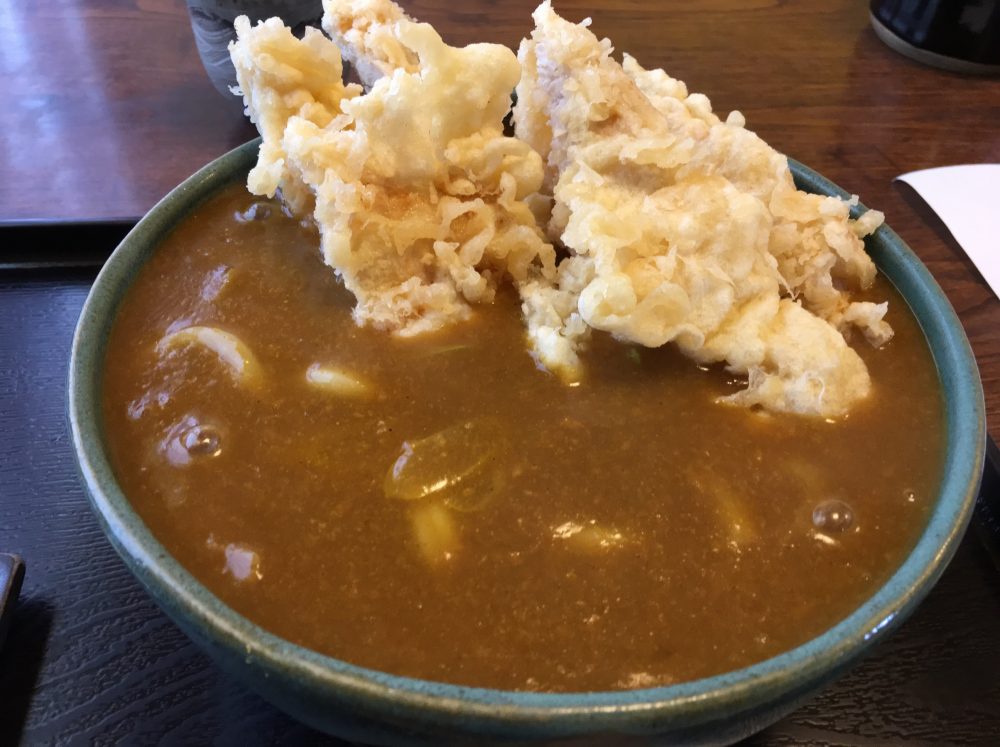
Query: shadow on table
0 596 53 744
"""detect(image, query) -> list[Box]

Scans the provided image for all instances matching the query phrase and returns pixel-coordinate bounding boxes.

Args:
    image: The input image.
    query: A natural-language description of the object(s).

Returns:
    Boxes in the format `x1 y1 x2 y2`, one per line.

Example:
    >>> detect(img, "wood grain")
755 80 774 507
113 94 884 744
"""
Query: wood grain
0 0 257 223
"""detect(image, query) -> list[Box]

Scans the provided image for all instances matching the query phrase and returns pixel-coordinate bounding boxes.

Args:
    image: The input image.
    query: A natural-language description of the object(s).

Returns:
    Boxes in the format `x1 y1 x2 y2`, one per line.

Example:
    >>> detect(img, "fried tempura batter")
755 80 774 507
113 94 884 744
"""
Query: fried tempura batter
321 0 418 87
230 10 555 336
513 2 891 416
231 0 892 417
228 19 359 217
621 56 891 345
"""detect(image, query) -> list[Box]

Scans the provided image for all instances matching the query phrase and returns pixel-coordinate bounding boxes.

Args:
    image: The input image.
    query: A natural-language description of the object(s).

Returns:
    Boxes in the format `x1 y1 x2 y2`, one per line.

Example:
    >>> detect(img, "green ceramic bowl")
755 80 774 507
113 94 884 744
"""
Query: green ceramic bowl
69 139 985 745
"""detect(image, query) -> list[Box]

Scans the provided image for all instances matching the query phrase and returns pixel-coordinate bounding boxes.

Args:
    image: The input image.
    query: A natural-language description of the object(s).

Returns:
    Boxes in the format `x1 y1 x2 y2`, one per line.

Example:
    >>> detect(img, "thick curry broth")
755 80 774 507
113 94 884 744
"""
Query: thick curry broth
102 185 944 692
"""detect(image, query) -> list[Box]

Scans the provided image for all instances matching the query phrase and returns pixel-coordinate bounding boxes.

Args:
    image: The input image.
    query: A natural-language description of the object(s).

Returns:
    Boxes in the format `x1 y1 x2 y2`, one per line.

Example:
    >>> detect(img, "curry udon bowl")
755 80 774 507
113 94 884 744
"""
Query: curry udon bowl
70 139 985 745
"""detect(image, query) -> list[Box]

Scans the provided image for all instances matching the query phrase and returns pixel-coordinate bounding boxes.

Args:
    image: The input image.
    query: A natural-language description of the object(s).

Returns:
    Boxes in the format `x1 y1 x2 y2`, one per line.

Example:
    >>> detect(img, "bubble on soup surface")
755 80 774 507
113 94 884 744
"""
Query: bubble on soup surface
182 424 222 458
812 499 855 533
234 202 272 223
161 416 223 466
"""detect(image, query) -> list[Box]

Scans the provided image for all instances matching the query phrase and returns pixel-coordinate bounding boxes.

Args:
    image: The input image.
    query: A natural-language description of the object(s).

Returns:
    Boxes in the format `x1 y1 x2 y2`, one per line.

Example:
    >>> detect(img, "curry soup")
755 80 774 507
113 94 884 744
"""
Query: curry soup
101 185 944 692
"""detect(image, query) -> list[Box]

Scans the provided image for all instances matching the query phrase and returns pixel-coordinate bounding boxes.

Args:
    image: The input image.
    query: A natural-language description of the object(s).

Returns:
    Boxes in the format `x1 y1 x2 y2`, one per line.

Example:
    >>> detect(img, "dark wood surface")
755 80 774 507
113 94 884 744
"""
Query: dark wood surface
1 0 257 223
2 0 1000 744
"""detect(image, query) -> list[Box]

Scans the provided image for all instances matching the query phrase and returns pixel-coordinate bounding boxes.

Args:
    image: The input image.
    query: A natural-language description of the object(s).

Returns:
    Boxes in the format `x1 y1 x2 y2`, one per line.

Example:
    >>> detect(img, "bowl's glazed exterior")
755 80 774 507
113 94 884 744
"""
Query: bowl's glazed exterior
69 140 985 745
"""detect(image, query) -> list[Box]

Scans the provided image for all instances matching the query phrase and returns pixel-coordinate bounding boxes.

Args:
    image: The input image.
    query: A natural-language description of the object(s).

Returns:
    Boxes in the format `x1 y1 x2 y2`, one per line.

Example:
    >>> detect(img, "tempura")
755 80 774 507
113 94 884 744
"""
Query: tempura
230 0 893 417
512 2 892 415
230 9 555 336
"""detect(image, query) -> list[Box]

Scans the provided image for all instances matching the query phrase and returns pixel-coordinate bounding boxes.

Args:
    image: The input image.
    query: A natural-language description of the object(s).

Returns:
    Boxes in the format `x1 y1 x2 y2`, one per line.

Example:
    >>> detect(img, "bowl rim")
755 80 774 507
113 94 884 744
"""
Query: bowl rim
69 138 985 734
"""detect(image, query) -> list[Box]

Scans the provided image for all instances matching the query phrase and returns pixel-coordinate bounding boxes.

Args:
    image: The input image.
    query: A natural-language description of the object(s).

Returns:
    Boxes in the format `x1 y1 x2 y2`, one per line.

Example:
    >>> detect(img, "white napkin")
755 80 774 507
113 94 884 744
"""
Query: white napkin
896 164 1000 300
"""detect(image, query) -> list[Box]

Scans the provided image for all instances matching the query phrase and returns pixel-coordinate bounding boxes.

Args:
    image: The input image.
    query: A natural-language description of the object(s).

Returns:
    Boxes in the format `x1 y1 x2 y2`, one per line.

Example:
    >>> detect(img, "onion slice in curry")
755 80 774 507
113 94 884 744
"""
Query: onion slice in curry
384 418 506 512
305 363 372 397
156 326 261 386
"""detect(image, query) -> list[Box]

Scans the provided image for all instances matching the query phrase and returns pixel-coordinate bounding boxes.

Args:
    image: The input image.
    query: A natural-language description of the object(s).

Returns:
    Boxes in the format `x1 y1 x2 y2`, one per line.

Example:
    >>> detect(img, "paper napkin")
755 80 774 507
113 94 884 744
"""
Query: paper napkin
896 164 1000 300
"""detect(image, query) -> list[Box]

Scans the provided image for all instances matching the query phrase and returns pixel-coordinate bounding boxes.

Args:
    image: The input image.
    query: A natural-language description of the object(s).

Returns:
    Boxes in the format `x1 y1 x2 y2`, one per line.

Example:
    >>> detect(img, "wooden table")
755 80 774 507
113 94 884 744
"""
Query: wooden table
1 0 999 743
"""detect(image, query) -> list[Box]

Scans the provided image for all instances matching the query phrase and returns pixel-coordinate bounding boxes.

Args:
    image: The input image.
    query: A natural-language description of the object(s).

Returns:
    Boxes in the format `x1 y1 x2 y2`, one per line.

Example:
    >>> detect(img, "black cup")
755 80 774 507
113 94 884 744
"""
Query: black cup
871 0 1000 74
